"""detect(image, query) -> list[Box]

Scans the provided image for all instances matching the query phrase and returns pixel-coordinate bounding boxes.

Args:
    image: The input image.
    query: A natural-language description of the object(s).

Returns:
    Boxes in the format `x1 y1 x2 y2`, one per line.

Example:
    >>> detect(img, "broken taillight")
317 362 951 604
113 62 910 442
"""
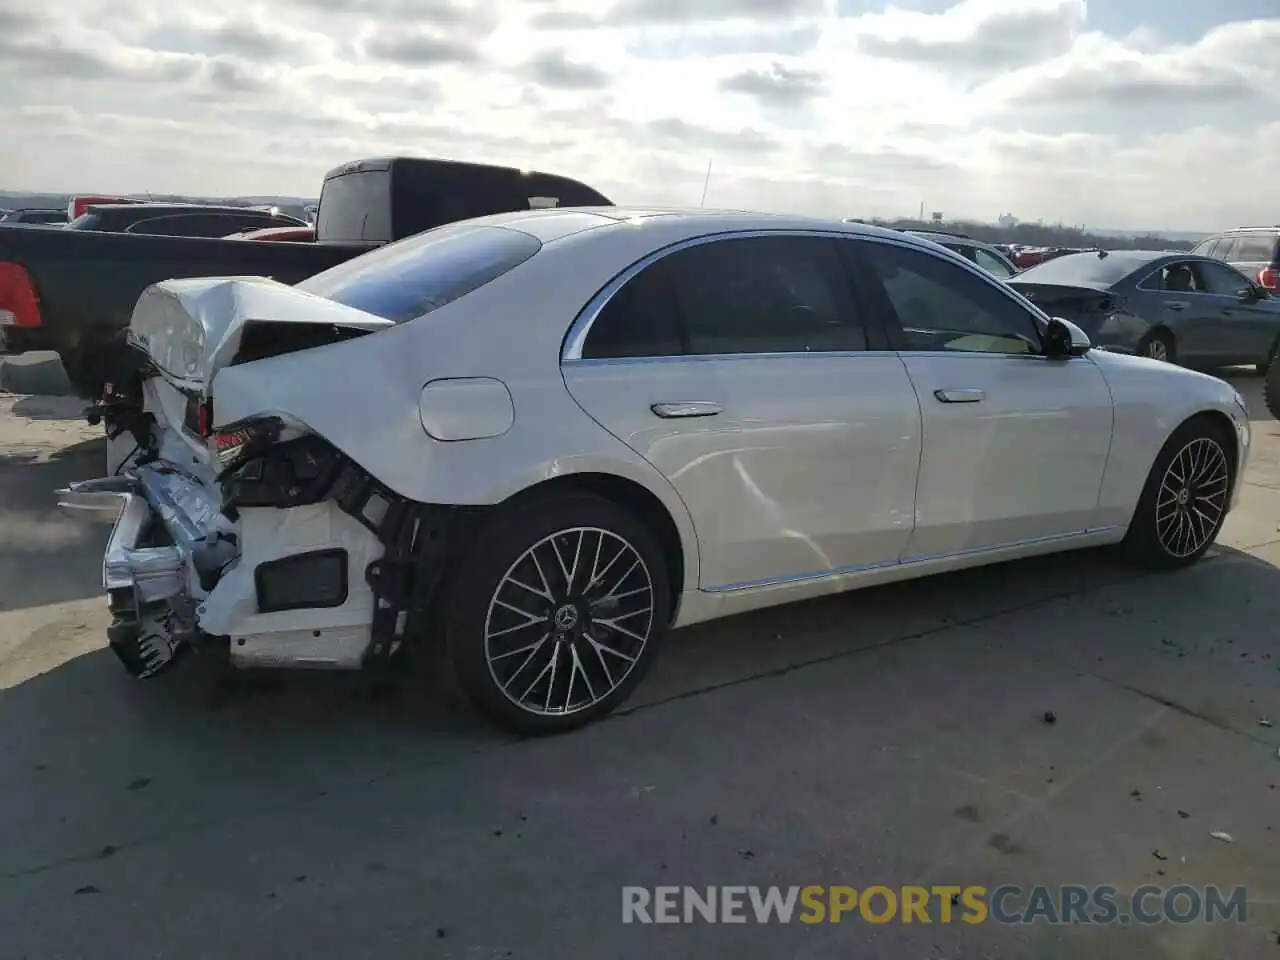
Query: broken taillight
212 416 283 469
0 262 42 329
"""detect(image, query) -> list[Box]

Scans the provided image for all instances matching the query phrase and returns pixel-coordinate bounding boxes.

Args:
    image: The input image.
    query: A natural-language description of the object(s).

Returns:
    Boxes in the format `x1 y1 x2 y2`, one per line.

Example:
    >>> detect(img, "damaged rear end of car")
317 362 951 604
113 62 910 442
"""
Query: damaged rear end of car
58 275 468 678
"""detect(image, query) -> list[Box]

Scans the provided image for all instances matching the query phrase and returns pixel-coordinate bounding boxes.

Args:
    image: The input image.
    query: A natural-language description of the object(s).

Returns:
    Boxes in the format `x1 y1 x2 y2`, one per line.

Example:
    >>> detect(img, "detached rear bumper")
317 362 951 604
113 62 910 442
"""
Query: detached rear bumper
59 460 389 677
59 467 226 676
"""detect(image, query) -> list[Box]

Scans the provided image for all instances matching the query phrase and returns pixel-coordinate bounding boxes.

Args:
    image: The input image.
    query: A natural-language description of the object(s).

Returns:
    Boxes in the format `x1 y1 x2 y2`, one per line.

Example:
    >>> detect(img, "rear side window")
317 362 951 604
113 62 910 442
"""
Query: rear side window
582 262 684 359
297 224 541 324
316 170 392 243
664 235 867 355
1236 234 1279 262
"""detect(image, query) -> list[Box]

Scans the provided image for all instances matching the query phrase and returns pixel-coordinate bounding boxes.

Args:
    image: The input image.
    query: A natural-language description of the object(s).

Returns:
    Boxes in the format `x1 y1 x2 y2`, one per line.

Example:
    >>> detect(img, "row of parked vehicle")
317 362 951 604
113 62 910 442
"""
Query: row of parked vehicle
896 223 1280 415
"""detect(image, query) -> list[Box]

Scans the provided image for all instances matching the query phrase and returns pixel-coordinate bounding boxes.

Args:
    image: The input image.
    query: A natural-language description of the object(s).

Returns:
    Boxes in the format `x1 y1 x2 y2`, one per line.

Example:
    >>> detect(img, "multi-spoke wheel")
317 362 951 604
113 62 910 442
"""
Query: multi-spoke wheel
1153 437 1230 559
1119 417 1234 569
441 494 671 734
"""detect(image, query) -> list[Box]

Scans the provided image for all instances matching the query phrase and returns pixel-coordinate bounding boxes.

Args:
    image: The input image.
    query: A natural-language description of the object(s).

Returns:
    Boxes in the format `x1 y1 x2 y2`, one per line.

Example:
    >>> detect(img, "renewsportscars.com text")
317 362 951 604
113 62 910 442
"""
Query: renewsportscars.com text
622 885 1247 925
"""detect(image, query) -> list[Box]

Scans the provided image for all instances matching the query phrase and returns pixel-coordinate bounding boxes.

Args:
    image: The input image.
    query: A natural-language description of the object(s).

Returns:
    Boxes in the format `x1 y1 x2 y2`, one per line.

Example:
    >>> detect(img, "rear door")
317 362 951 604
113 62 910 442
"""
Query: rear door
561 232 923 591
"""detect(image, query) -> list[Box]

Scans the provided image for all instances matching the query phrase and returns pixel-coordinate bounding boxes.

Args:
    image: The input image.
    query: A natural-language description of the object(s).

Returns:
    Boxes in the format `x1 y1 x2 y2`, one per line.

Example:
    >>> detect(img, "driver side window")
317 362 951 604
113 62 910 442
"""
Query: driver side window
1194 260 1252 296
854 240 1041 355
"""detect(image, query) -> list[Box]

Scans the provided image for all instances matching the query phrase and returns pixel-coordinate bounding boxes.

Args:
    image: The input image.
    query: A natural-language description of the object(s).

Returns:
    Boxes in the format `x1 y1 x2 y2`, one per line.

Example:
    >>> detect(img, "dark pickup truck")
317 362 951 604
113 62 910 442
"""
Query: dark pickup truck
0 157 612 396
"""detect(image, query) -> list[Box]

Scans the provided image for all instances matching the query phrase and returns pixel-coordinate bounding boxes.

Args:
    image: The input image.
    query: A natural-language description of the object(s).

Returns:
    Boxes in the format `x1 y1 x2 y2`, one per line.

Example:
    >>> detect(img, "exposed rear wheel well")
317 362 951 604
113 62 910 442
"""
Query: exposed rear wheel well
498 473 687 615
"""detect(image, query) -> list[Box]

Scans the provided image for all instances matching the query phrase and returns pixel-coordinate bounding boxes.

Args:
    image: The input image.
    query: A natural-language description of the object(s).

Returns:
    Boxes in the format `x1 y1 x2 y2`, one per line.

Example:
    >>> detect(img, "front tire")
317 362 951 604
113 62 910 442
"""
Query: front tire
441 494 671 735
1118 417 1233 570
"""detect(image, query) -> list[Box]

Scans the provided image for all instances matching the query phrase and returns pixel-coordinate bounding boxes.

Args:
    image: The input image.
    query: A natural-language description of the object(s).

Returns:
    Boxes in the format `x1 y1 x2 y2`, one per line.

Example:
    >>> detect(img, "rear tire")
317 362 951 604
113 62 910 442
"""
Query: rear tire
1266 361 1280 420
1117 416 1233 570
1136 329 1175 364
439 493 671 736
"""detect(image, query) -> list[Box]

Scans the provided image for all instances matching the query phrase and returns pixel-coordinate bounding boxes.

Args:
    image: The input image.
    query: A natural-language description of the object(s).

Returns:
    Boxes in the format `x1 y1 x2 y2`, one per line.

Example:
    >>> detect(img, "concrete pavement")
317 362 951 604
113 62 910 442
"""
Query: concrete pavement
1 376 1278 959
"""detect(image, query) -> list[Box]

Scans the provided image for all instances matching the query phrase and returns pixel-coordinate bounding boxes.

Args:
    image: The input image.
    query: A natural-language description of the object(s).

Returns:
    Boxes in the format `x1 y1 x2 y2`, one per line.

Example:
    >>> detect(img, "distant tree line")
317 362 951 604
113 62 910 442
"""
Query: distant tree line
863 218 1196 252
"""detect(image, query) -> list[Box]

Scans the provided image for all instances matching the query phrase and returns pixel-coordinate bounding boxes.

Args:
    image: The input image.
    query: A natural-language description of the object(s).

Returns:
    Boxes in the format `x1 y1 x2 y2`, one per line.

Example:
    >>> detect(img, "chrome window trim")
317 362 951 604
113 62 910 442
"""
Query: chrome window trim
561 229 1051 363
570 350 1092 369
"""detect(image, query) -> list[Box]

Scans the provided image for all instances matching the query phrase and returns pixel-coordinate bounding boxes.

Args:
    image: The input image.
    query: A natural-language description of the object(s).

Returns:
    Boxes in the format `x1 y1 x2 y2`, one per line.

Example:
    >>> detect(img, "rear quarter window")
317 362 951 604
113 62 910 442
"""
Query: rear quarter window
1236 235 1280 262
296 224 541 323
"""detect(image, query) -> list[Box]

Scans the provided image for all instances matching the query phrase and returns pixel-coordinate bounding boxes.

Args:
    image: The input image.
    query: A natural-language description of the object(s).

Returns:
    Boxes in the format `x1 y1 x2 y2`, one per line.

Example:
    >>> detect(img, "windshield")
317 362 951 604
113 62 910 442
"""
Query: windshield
297 224 541 324
1014 252 1147 286
66 214 104 231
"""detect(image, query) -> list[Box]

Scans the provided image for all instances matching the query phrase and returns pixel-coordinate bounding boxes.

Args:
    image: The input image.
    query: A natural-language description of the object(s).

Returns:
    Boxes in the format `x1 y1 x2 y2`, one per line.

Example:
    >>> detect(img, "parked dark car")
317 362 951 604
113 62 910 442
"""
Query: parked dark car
1192 226 1280 296
0 208 69 226
1008 249 1280 369
67 203 307 238
0 157 612 396
904 230 1019 279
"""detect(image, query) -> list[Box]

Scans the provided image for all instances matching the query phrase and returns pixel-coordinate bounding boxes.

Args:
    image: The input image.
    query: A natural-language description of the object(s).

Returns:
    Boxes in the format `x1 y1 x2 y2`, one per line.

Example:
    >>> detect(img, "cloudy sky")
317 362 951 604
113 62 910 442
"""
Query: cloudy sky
0 0 1276 230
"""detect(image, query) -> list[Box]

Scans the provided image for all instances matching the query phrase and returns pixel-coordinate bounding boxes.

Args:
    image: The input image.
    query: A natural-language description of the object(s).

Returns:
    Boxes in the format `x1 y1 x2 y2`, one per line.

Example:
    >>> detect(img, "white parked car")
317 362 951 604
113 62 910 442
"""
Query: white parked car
61 209 1251 734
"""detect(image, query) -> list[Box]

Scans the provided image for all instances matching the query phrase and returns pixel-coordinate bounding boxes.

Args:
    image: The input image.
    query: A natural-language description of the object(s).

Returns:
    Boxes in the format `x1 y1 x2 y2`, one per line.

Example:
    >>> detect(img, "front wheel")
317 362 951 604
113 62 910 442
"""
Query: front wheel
441 494 671 735
1118 417 1233 570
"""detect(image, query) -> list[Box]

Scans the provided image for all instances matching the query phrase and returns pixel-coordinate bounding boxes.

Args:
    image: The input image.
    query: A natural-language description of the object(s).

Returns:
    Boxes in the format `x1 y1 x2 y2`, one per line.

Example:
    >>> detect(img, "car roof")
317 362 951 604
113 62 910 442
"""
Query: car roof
462 206 923 246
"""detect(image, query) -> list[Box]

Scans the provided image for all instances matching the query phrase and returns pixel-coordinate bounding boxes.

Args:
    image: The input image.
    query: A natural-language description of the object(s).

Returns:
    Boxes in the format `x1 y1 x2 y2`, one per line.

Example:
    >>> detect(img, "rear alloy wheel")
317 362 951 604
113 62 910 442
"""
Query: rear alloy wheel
1138 330 1174 363
1118 418 1232 569
442 495 670 735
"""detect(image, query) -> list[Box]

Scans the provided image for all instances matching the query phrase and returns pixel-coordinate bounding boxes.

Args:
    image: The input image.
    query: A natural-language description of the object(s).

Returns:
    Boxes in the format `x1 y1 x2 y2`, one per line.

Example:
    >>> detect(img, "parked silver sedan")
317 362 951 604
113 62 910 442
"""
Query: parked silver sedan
62 210 1251 734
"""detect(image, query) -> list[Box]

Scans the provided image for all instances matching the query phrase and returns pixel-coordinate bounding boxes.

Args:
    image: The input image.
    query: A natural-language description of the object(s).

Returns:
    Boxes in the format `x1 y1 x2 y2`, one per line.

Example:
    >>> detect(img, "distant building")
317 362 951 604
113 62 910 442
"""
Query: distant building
997 213 1019 229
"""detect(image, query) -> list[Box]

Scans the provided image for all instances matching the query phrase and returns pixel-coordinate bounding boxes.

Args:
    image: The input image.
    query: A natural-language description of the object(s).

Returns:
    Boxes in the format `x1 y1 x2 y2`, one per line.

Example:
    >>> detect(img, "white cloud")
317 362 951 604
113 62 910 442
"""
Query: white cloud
0 0 1276 230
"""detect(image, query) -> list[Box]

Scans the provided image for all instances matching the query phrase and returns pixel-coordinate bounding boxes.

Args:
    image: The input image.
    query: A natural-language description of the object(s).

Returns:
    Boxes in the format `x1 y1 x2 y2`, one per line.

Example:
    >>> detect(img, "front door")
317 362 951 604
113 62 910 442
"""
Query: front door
843 237 1114 559
1192 259 1277 365
561 233 923 590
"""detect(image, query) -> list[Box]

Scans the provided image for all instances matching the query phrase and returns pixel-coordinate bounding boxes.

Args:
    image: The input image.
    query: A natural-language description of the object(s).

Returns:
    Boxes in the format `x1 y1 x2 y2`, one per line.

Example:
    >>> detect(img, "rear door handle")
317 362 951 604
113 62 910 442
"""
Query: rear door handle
933 388 985 404
651 401 723 419
1165 300 1189 311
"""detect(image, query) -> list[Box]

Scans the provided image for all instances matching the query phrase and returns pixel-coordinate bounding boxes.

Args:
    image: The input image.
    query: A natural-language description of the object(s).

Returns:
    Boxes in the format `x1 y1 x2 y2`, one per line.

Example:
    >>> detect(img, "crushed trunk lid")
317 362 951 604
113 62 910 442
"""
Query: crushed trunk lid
129 276 394 389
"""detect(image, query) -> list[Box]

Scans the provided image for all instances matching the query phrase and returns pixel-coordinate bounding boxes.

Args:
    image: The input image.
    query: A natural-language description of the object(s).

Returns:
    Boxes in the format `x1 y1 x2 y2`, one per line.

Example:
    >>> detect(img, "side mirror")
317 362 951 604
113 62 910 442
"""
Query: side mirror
1043 316 1091 359
1237 286 1261 303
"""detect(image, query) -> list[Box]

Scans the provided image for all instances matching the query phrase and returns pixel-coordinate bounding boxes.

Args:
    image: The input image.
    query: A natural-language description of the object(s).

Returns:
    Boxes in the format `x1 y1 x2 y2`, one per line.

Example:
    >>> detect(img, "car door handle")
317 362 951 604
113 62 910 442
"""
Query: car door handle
651 401 723 419
1165 300 1189 311
933 388 985 403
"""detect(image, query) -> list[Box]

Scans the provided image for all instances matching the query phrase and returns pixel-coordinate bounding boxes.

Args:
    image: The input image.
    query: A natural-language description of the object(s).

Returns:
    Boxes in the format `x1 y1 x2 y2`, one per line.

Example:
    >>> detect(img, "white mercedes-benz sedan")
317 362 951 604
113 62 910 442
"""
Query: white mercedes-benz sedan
61 209 1251 734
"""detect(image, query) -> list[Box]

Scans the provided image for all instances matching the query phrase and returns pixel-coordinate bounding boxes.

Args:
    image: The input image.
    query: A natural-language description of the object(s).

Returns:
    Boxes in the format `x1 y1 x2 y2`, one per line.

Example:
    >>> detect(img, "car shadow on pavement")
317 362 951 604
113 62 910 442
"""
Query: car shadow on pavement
0 437 112 610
